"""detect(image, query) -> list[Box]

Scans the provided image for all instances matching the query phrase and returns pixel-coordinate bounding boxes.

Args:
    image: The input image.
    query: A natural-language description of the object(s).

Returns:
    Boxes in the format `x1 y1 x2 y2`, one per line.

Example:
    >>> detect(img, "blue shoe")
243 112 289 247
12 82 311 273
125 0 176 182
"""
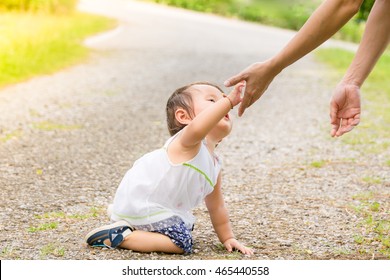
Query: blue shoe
85 221 134 249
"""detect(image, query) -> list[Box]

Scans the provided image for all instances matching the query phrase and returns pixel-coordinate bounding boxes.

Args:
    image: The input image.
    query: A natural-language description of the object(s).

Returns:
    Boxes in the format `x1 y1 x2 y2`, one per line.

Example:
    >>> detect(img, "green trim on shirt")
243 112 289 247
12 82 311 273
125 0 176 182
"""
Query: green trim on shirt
183 162 214 187
114 210 169 220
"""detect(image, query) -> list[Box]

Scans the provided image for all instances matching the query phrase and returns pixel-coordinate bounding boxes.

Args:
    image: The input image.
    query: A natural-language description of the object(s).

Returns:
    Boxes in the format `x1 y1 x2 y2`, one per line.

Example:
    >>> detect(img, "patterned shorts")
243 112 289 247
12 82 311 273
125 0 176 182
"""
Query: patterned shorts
136 216 193 254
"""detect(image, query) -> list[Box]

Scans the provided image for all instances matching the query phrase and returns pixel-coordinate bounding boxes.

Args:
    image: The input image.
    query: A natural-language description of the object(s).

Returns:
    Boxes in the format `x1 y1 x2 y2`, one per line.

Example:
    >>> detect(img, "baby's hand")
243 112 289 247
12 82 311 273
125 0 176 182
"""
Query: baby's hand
223 238 254 256
226 81 245 108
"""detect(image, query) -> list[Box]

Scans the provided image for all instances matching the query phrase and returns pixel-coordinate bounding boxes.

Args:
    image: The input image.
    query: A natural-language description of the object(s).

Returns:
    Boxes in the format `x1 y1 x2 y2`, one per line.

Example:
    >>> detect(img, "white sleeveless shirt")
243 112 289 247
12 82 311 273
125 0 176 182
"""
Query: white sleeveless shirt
111 133 222 230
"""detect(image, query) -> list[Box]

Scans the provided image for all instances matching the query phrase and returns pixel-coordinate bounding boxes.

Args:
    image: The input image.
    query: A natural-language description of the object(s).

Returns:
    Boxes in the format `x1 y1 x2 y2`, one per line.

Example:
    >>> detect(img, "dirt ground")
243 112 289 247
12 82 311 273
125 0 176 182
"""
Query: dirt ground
0 0 389 260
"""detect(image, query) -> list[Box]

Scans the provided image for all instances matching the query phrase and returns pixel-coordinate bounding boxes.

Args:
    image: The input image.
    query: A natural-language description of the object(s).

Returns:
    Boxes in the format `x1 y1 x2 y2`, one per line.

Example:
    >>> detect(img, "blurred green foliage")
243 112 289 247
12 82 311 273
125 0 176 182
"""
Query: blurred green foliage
357 0 375 21
0 12 115 88
147 0 376 43
149 0 316 30
238 0 316 30
0 0 77 14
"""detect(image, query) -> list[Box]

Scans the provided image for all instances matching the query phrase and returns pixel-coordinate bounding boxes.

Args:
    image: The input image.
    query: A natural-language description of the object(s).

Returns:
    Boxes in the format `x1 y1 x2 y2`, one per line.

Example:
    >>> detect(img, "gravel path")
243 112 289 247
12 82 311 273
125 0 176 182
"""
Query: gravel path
0 0 389 260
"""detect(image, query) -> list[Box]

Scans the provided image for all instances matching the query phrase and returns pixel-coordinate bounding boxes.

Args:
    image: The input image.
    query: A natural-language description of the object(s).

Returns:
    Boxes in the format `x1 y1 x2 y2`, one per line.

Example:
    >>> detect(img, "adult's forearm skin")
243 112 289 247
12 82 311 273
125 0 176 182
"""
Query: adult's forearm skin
271 0 363 72
342 0 390 87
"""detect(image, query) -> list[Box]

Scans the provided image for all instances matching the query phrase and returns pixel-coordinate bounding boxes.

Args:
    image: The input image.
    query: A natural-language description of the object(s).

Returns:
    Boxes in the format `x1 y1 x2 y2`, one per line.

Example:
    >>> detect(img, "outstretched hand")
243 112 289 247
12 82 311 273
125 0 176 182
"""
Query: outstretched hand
224 60 280 116
330 83 361 137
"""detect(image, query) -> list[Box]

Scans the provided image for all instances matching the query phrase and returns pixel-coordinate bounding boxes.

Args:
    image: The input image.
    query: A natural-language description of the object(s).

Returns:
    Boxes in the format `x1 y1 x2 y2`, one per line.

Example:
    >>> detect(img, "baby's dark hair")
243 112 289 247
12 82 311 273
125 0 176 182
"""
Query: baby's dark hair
166 81 224 136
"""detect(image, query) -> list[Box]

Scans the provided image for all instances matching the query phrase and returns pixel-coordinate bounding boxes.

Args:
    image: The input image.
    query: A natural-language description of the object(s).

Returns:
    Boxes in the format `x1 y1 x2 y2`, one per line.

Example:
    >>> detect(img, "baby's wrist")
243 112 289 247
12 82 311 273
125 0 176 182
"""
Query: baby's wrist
222 237 236 244
224 96 234 109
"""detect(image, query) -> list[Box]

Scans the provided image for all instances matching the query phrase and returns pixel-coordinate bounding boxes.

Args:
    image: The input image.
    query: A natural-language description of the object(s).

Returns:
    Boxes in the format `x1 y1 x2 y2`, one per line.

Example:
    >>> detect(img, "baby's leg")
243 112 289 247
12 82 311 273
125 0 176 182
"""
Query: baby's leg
120 231 184 254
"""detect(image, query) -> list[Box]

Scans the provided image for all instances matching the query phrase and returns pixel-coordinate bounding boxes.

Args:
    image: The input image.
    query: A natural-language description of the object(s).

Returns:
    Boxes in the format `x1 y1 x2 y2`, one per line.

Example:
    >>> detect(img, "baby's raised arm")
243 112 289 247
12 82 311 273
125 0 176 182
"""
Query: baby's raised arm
178 82 244 149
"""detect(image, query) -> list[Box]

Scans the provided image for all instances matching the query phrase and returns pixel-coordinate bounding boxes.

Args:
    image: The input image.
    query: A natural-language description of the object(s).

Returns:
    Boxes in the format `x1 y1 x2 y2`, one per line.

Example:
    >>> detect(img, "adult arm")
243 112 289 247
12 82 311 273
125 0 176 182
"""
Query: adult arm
330 0 390 137
224 0 363 116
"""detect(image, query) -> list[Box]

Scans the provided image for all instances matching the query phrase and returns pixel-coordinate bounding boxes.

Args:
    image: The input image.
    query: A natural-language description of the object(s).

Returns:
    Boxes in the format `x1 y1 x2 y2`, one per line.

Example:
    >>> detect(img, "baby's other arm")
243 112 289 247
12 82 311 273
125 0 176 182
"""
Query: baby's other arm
205 174 253 255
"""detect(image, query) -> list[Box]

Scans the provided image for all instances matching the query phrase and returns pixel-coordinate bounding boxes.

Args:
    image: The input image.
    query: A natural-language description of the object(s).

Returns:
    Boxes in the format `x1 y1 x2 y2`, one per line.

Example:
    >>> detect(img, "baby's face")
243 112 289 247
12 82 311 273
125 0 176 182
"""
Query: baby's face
189 84 233 138
190 84 224 113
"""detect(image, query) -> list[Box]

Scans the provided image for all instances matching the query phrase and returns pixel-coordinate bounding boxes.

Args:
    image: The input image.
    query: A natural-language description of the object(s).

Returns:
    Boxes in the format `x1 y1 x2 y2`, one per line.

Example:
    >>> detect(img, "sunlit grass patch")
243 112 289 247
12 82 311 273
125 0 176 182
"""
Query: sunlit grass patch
28 207 103 234
333 247 352 256
40 243 65 258
352 191 375 201
0 246 19 259
0 12 115 88
353 234 365 245
0 129 23 143
35 212 67 219
28 222 58 232
361 176 383 185
0 0 77 14
35 207 102 220
310 160 328 168
348 191 390 259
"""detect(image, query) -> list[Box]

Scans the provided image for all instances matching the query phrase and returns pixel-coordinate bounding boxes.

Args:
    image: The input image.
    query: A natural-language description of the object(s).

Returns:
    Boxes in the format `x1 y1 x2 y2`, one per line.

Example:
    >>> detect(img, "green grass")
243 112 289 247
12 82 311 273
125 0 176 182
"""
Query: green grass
0 246 17 259
145 0 364 42
310 160 328 168
333 247 352 256
362 176 383 185
334 20 366 43
146 0 317 30
0 129 23 143
40 243 65 258
28 222 58 233
315 48 390 154
0 0 77 14
352 191 375 201
349 191 390 259
0 12 115 88
353 234 365 245
34 208 101 220
28 208 102 235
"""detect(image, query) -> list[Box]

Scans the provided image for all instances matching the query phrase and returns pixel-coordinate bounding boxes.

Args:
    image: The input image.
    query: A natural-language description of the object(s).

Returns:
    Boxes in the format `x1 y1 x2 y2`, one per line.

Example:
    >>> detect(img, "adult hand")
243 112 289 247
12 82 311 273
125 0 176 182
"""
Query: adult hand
224 60 280 116
330 83 361 137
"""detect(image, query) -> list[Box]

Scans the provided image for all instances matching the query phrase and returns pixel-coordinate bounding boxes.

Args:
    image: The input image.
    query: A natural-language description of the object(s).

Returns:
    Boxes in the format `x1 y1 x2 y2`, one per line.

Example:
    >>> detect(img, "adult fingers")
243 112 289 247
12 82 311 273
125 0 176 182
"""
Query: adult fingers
329 101 339 137
336 115 360 137
351 114 361 126
331 123 340 137
336 124 354 137
224 72 246 87
238 91 252 117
